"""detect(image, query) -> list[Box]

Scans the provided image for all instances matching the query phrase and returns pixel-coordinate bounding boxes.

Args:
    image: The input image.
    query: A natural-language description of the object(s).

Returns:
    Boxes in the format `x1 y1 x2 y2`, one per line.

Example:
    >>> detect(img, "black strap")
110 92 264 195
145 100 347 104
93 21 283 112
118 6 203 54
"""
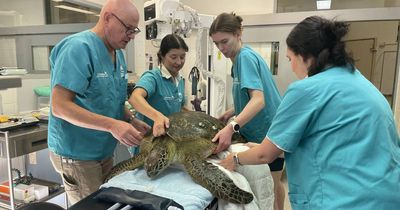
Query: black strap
94 187 184 210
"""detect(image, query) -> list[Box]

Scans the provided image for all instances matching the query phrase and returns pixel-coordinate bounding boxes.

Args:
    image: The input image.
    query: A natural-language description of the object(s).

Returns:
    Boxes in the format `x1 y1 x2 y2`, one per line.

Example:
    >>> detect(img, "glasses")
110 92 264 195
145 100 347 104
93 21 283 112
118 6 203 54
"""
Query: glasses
111 13 141 36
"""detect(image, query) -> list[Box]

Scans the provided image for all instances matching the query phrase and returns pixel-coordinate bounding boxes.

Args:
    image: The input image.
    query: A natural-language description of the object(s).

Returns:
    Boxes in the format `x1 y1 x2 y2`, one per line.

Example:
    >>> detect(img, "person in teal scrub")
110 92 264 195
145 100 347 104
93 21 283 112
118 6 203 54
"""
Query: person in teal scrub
209 12 285 210
128 34 188 140
220 16 400 210
48 0 150 204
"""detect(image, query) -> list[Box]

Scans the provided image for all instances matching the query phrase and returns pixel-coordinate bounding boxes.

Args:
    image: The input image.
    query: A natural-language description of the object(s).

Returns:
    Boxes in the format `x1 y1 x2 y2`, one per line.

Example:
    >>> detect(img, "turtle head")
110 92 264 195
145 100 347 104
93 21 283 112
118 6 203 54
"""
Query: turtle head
144 137 173 177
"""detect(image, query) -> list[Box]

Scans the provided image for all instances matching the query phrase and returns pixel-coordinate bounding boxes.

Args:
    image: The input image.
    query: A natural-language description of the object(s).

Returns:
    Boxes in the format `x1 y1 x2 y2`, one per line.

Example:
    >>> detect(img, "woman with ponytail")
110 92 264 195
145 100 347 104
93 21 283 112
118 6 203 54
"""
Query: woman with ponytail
209 12 284 210
219 16 400 210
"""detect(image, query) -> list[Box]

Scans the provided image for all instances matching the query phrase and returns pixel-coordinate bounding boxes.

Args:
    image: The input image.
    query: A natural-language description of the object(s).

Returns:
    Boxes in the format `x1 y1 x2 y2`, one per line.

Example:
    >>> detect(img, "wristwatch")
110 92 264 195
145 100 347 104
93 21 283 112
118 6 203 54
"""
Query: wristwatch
230 121 240 133
127 114 135 123
233 152 242 165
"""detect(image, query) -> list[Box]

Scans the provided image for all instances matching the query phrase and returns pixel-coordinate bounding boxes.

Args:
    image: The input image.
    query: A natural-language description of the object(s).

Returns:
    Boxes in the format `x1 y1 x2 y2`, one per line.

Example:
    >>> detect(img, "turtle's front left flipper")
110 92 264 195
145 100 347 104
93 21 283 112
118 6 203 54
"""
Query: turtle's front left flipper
183 155 253 204
103 153 146 183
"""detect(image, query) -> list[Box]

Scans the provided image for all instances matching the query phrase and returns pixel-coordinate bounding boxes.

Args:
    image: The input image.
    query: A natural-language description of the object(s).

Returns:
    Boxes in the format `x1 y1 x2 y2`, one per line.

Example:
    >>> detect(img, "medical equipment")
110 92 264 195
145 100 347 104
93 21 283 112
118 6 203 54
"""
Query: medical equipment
144 0 201 40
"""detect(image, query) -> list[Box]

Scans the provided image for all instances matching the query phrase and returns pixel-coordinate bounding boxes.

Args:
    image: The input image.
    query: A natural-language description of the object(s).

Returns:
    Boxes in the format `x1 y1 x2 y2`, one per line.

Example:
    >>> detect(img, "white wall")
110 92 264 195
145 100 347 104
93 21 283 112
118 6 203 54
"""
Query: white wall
0 0 45 26
132 0 147 80
87 0 276 15
181 0 275 15
17 77 51 112
0 0 47 183
0 0 48 114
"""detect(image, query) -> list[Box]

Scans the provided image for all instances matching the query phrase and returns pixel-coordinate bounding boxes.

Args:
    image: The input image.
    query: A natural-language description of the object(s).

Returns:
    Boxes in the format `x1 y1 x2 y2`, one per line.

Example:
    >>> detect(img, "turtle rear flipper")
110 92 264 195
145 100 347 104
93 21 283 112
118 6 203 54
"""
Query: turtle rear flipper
183 156 253 204
103 153 146 183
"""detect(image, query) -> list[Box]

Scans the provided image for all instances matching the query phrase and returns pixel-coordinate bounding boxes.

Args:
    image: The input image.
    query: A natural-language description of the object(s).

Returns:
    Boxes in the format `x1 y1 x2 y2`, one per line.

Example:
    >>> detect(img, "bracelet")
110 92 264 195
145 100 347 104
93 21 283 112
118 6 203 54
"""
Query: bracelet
233 152 242 165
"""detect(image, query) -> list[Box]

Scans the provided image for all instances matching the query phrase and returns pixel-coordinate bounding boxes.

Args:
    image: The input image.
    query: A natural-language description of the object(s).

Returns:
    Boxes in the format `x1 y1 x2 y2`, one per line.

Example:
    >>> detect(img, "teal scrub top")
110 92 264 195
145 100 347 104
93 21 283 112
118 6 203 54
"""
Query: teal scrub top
134 67 185 126
48 30 128 160
232 45 281 142
268 66 400 210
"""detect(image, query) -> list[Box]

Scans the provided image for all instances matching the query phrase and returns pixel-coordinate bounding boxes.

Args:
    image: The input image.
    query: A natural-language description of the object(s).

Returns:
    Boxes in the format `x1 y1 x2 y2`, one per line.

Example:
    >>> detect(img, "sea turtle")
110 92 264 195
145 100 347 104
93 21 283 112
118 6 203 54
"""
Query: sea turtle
104 111 253 204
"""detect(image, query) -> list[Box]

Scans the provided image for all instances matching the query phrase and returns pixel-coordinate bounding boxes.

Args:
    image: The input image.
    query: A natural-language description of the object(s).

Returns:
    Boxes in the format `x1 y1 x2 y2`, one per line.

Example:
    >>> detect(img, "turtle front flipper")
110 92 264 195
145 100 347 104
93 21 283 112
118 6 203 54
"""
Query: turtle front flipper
103 153 146 183
183 155 253 204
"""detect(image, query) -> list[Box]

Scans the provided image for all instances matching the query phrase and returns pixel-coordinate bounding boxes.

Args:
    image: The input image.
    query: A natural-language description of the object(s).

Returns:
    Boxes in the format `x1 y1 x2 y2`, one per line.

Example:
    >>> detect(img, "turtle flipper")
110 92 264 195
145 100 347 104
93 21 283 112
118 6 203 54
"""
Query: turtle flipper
103 153 146 183
183 155 253 204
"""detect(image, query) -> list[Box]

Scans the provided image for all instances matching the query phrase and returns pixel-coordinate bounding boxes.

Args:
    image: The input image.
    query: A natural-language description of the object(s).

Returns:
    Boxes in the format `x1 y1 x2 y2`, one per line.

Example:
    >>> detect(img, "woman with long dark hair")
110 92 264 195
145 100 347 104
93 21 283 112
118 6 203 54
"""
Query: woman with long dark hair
220 16 400 210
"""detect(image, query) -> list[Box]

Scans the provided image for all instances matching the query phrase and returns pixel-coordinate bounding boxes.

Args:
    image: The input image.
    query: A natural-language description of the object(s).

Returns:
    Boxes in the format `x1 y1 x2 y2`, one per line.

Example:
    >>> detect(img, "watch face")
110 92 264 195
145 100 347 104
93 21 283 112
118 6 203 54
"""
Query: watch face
234 123 240 131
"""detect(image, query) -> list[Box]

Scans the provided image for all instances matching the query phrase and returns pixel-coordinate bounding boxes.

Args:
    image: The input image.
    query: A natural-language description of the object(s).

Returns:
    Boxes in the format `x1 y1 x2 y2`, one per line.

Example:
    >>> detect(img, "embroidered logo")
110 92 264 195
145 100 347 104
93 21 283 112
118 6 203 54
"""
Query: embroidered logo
97 71 108 78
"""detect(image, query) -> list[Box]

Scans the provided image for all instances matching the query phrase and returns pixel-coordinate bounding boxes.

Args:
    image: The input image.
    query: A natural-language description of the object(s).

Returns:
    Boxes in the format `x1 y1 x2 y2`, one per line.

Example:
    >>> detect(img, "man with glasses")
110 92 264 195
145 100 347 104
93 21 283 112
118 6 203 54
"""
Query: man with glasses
48 0 150 204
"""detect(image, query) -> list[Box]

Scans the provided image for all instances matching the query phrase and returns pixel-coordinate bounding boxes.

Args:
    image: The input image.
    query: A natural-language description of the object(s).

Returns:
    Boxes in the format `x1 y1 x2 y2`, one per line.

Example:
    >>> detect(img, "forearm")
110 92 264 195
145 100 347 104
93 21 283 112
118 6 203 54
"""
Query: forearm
237 137 282 165
52 99 117 132
225 107 235 118
234 90 264 126
51 85 120 132
129 93 163 121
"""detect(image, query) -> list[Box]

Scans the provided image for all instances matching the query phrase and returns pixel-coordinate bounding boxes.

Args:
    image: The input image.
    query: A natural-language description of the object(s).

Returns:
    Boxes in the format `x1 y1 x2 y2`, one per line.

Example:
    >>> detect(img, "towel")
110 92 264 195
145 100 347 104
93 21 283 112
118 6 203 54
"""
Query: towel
101 144 274 210
214 144 275 210
101 167 213 210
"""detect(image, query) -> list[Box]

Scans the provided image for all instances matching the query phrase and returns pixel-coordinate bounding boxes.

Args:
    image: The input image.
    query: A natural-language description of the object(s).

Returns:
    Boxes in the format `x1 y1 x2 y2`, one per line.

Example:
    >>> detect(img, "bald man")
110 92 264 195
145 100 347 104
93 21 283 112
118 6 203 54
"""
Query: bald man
48 0 150 204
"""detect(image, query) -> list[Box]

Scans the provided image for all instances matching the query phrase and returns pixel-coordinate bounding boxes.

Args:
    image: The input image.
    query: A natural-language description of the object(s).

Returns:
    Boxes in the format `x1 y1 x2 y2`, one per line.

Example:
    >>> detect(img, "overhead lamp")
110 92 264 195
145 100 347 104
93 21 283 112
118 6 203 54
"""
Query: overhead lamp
316 0 331 10
54 5 96 14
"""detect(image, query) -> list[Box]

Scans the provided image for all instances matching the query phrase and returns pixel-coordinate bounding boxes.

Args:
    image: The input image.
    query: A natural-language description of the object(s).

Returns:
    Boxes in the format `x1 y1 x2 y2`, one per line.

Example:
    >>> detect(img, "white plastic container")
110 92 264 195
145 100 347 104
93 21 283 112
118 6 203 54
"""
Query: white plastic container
14 184 35 203
31 184 49 200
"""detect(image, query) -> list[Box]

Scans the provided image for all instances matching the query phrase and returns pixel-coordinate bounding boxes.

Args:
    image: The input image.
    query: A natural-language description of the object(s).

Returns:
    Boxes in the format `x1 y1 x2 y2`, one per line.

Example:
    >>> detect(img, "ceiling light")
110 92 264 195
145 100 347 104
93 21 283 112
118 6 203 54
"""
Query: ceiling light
316 0 331 10
55 5 95 14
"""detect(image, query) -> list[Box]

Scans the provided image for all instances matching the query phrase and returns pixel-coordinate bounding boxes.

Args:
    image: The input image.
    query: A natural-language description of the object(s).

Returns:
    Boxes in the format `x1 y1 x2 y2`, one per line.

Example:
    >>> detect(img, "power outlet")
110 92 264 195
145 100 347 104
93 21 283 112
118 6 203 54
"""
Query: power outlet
28 153 37 165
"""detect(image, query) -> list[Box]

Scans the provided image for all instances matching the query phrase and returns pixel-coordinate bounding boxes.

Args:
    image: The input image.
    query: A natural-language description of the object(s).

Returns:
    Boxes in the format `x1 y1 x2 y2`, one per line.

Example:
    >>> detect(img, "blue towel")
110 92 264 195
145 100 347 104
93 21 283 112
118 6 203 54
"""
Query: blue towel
101 167 214 210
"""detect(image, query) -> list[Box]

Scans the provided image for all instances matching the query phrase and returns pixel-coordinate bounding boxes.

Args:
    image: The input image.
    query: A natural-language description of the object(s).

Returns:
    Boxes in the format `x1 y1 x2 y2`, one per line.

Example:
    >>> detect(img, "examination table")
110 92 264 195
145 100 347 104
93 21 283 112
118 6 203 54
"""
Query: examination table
69 144 274 210
68 188 218 210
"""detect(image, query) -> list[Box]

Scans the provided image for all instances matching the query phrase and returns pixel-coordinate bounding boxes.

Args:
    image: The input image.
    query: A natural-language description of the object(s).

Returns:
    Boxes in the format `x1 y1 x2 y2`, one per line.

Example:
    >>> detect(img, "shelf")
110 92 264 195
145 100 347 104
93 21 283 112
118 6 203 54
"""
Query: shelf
0 177 64 210
0 77 22 90
0 124 47 158
0 123 66 210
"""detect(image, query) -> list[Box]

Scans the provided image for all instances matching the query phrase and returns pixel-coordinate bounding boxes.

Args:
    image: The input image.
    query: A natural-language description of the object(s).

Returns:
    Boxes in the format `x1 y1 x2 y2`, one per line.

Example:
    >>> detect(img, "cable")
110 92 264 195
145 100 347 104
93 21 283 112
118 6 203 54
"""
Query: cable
193 28 226 116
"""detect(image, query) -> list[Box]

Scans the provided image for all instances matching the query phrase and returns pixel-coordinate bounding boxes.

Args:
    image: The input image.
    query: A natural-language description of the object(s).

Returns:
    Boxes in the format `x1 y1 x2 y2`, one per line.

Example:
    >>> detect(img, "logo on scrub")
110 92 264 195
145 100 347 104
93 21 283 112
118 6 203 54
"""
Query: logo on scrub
164 92 183 102
97 71 108 78
120 65 126 78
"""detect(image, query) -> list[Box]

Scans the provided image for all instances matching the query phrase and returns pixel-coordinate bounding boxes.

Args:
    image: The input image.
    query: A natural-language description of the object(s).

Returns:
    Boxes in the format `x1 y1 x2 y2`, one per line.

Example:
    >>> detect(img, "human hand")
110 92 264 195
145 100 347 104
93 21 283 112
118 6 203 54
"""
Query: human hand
153 115 170 137
110 120 145 146
211 125 233 154
130 117 151 135
219 153 237 171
